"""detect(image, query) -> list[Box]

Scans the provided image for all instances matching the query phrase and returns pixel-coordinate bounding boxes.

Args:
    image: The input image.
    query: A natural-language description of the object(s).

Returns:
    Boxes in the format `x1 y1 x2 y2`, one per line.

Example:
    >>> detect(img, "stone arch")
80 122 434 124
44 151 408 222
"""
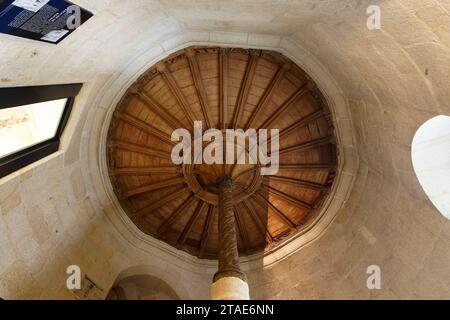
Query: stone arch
107 265 191 300
107 275 179 300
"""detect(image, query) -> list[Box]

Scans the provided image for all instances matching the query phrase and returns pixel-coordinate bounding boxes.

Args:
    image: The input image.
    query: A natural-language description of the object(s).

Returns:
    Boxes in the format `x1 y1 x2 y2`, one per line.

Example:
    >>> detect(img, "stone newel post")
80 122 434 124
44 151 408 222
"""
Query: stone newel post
210 176 250 300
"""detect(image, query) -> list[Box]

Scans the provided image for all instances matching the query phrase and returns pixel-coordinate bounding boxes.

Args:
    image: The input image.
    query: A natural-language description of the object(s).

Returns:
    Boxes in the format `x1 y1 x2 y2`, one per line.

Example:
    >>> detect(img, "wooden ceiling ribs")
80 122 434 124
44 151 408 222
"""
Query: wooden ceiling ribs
240 201 274 244
157 62 197 128
114 166 181 176
258 82 309 130
231 52 259 128
277 136 333 155
199 205 215 257
124 176 186 198
132 188 189 218
245 63 289 130
234 205 250 252
135 91 186 130
186 49 213 128
111 141 171 161
219 49 229 129
178 200 206 246
113 111 173 145
107 46 337 259
264 175 327 191
157 194 196 236
254 191 297 230
278 109 325 140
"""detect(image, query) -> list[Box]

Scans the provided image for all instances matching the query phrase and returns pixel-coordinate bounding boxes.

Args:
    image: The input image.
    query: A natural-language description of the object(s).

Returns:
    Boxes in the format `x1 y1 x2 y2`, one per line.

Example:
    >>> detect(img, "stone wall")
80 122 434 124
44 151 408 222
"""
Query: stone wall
0 0 449 299
247 0 450 299
0 1 212 299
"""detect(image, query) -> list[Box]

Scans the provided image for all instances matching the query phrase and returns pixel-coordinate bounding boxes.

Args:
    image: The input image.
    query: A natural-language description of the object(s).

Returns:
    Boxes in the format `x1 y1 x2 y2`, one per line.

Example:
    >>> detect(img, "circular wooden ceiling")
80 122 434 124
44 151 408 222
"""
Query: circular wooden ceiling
107 46 337 259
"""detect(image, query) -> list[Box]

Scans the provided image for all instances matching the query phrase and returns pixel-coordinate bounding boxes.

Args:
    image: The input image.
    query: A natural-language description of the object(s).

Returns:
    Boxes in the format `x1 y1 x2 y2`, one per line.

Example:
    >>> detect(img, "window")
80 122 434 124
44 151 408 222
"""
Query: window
0 84 82 178
411 115 450 219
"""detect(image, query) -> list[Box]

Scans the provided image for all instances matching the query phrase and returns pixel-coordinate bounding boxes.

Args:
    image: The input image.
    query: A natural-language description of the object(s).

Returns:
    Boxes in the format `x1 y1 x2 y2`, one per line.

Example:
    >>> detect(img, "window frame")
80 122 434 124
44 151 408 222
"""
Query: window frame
0 83 82 178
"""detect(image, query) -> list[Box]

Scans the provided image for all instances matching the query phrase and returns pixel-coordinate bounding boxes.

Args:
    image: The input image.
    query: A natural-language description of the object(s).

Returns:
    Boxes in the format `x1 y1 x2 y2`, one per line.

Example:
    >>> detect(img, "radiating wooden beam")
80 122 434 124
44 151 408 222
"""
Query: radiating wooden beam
252 109 326 153
278 163 336 170
277 136 333 155
114 166 181 176
264 175 327 191
259 83 309 130
219 49 229 129
178 200 205 246
133 188 189 217
240 201 274 244
157 62 196 127
199 205 214 256
279 109 325 140
186 50 212 128
135 91 186 130
114 111 173 145
246 63 290 129
231 53 259 128
254 191 296 230
124 176 185 198
111 141 171 161
157 195 196 235
234 205 249 252
264 185 313 210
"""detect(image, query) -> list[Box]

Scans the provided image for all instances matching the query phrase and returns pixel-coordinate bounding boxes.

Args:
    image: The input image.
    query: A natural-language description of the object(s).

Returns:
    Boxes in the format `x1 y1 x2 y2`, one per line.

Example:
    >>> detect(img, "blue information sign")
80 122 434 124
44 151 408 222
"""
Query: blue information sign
0 0 93 44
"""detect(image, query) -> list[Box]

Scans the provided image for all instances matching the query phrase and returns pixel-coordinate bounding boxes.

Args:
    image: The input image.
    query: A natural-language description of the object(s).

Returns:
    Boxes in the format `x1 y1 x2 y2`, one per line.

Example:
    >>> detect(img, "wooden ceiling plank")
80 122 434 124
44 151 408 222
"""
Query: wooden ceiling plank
278 163 336 170
241 201 274 243
199 205 215 256
264 185 313 210
157 62 196 128
135 91 186 130
133 188 189 217
259 83 309 130
277 136 333 155
264 175 327 191
114 166 181 176
111 140 171 161
232 53 259 128
219 49 229 129
114 111 173 145
178 200 205 245
245 63 290 129
255 108 326 152
157 194 196 235
254 191 296 230
233 205 250 252
279 109 325 140
124 176 186 198
186 50 213 128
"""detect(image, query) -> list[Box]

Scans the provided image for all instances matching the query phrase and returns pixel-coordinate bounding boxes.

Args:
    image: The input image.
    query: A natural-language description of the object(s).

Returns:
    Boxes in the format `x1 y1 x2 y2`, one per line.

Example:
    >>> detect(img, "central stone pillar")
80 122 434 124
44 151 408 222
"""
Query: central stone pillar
210 176 250 300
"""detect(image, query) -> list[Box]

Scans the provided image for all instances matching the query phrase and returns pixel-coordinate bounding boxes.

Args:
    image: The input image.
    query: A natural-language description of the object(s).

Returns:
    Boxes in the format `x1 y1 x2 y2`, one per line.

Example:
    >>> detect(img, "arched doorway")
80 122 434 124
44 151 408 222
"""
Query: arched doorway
106 274 179 300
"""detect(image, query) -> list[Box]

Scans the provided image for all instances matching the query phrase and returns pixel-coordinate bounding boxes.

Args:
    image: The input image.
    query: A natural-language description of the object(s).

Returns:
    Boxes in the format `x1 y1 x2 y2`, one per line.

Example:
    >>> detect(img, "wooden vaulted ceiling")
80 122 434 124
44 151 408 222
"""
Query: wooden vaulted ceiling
107 46 337 259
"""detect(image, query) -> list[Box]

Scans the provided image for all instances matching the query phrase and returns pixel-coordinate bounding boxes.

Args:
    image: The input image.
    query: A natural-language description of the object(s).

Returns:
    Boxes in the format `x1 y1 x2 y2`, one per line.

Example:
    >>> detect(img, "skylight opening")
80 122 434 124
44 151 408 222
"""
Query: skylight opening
0 83 81 178
411 115 450 219
0 98 67 158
